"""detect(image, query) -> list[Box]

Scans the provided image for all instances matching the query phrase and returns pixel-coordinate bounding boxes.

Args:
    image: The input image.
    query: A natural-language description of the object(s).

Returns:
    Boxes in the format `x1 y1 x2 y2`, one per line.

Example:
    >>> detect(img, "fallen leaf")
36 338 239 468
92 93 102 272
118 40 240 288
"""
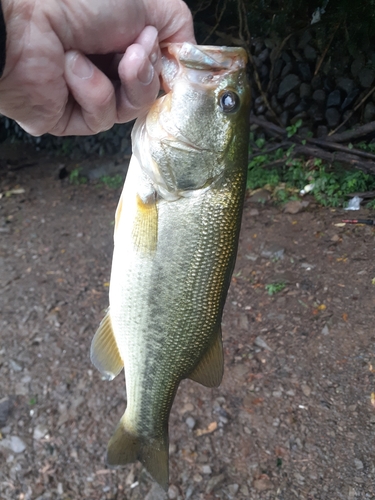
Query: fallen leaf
371 393 375 408
195 421 218 437
342 313 348 322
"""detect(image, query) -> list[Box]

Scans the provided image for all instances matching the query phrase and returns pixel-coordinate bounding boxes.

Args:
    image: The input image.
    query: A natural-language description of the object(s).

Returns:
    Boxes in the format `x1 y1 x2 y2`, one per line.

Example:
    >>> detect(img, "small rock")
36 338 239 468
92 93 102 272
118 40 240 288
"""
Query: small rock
358 67 375 88
281 51 291 64
341 89 360 111
279 110 289 126
291 111 308 123
205 474 225 494
9 360 22 372
254 336 272 351
327 89 342 107
240 485 249 495
354 458 364 470
311 75 322 90
168 485 179 500
283 200 308 214
238 313 249 330
201 465 212 475
228 484 239 496
304 45 317 61
312 89 326 103
0 435 26 454
321 325 330 335
308 103 324 122
364 102 375 123
261 244 285 259
185 485 195 499
337 77 355 94
301 384 311 397
348 486 357 499
281 62 293 78
325 108 341 128
253 478 273 491
185 417 196 430
179 402 194 415
294 472 305 484
298 30 312 49
300 83 311 98
193 473 203 483
169 442 177 455
258 48 269 62
286 389 296 396
278 74 301 99
33 424 48 441
248 208 259 216
298 62 312 82
248 188 271 203
144 483 167 500
284 92 298 109
323 77 335 92
293 107 309 123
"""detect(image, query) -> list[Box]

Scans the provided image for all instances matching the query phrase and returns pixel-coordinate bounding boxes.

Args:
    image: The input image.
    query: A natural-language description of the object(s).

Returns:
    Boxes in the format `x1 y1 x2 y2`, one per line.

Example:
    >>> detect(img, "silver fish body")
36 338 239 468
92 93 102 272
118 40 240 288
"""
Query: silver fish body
91 43 251 489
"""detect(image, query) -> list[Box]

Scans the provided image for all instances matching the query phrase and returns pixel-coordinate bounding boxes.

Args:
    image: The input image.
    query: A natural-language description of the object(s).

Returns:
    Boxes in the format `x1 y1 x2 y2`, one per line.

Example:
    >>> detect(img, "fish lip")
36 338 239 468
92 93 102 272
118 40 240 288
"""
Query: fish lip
160 43 248 93
161 42 248 71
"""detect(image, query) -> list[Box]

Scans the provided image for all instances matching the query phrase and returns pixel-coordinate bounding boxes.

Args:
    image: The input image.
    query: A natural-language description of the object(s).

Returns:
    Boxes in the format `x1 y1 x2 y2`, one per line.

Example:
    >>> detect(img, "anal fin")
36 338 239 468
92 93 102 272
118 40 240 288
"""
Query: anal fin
188 326 224 388
90 308 123 380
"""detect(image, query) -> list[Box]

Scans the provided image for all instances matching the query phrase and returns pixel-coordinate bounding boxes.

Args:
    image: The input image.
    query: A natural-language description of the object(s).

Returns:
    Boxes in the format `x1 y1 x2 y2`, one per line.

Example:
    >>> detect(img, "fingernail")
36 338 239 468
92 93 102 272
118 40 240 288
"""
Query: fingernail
150 48 158 65
71 53 94 79
137 59 154 85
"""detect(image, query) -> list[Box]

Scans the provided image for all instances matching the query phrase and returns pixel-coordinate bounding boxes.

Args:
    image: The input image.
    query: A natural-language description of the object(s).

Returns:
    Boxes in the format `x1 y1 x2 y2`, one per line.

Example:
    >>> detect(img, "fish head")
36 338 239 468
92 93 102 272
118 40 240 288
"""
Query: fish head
132 43 251 199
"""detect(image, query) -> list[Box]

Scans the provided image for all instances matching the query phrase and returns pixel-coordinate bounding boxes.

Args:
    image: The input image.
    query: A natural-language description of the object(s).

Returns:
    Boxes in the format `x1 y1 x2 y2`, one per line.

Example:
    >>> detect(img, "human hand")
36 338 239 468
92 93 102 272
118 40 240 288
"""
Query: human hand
0 0 195 136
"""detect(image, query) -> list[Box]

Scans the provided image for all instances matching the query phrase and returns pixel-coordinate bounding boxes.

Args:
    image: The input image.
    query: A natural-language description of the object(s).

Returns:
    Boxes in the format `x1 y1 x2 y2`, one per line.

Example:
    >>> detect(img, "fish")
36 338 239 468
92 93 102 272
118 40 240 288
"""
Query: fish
90 43 251 490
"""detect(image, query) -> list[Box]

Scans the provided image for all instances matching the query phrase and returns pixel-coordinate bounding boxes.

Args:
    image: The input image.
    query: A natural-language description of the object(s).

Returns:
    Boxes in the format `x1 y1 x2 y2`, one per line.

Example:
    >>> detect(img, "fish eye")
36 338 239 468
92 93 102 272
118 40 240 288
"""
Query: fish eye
219 91 240 113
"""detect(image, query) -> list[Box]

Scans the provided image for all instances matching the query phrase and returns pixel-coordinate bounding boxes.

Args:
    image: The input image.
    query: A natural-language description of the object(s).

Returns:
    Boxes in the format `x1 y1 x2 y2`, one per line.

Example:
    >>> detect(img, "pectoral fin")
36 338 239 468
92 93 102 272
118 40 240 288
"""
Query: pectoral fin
90 309 123 381
132 193 158 253
188 326 224 388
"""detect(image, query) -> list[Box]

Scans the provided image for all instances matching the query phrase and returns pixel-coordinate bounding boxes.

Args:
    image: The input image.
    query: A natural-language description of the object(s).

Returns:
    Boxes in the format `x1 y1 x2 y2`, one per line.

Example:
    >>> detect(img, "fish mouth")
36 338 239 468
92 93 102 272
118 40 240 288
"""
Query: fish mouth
161 43 248 92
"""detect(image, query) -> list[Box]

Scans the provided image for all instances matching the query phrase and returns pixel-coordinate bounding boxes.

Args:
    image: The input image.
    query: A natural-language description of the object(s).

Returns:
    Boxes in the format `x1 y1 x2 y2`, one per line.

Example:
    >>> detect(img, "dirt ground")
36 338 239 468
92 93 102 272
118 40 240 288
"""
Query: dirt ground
1 146 375 500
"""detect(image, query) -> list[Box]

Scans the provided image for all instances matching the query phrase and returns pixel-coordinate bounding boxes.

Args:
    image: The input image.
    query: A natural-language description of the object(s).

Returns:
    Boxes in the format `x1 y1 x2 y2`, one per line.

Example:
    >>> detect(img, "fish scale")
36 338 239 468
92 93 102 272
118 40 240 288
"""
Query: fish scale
90 43 251 490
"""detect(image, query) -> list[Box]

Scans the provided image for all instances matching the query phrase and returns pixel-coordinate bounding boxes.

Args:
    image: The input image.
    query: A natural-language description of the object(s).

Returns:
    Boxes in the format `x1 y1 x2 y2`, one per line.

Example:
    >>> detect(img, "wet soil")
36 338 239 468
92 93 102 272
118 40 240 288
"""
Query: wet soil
1 147 375 500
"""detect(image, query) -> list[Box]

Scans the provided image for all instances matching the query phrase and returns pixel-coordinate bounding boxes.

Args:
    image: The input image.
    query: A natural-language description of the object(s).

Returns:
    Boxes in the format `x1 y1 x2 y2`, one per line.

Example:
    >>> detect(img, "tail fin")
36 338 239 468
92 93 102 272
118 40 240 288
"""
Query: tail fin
106 414 169 491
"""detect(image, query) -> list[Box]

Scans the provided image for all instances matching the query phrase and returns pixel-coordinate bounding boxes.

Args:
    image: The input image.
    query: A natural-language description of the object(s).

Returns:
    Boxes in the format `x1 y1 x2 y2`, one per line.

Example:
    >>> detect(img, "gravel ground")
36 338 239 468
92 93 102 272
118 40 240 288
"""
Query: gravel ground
1 150 375 500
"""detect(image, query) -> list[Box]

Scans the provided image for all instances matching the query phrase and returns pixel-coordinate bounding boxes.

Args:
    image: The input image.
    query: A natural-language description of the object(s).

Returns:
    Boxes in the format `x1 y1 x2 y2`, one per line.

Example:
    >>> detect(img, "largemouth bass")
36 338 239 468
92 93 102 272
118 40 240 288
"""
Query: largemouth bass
91 43 250 490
